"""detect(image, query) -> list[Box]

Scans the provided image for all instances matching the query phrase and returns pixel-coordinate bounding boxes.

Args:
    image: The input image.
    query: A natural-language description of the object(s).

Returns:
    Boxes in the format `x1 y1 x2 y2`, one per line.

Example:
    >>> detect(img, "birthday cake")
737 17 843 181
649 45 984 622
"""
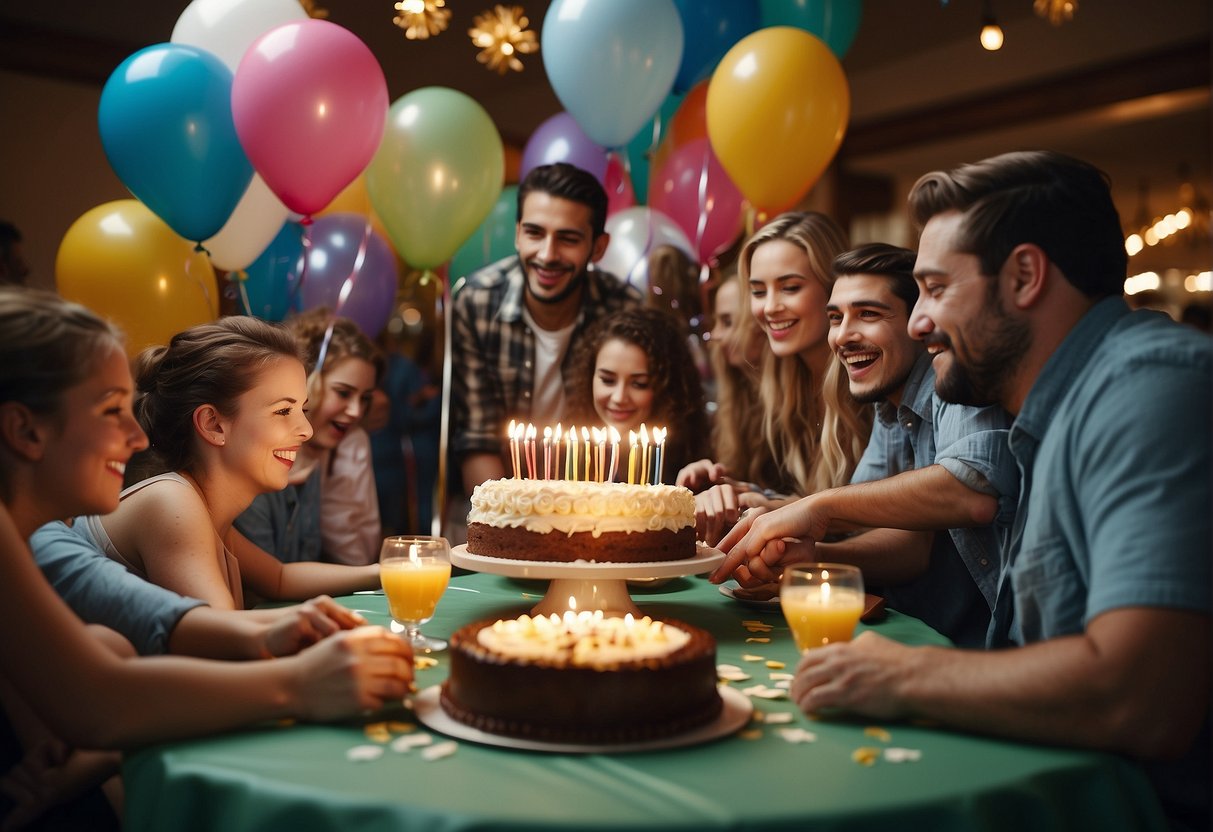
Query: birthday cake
439 612 722 743
466 479 697 563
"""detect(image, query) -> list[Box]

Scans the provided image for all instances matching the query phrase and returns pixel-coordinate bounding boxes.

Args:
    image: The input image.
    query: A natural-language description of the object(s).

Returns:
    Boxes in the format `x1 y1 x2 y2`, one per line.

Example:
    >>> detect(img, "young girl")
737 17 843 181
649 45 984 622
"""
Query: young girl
235 310 384 565
0 289 411 824
565 307 711 482
690 213 871 544
80 316 381 610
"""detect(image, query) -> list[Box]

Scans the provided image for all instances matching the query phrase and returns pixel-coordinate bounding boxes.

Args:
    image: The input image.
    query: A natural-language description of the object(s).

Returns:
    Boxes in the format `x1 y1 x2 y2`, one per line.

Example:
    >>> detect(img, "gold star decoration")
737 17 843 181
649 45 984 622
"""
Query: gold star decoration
297 0 329 19
469 5 539 75
393 0 451 40
1033 0 1077 25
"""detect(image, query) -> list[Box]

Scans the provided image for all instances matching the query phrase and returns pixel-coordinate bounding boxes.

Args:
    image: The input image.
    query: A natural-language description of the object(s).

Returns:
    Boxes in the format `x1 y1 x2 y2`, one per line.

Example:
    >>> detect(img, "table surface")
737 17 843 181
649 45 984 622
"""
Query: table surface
122 571 1167 832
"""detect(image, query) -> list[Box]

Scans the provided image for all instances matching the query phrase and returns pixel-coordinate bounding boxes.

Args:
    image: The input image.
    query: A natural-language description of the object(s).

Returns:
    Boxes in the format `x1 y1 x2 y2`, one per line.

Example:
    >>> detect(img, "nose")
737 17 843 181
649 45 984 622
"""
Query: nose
538 235 558 263
298 413 314 442
834 312 862 344
343 396 363 420
126 414 150 452
908 297 933 341
609 384 630 406
762 292 782 319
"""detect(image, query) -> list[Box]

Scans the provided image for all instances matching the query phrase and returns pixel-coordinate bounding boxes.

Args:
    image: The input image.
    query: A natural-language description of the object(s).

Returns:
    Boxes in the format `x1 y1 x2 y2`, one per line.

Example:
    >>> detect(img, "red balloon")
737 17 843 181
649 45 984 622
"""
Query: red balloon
648 138 744 265
605 154 637 217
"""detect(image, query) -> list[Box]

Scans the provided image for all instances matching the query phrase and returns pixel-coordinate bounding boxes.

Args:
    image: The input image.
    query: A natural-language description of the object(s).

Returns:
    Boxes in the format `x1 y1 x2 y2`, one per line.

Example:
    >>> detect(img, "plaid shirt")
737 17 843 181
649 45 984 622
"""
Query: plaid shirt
451 255 640 459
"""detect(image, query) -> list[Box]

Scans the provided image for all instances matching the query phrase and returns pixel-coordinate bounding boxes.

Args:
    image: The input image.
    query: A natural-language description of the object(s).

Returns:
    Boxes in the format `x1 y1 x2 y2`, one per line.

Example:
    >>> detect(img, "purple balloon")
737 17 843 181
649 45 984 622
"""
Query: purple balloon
298 212 399 337
520 112 609 185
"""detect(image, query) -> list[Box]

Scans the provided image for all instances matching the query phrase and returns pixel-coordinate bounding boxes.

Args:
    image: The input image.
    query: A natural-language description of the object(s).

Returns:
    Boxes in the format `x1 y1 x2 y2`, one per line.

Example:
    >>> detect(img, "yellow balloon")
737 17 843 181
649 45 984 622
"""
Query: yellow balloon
56 200 219 357
706 27 849 214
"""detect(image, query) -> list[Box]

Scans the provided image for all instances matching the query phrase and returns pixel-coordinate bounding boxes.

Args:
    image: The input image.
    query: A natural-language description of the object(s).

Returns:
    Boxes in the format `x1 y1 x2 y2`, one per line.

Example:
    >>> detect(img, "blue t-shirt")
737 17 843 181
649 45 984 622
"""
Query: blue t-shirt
851 352 1017 647
1006 297 1211 828
234 467 323 563
30 520 205 655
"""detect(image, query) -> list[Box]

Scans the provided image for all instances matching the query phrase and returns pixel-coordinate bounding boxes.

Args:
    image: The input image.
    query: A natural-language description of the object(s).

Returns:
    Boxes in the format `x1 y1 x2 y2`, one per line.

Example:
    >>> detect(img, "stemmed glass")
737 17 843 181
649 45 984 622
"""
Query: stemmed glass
780 563 865 652
379 535 451 653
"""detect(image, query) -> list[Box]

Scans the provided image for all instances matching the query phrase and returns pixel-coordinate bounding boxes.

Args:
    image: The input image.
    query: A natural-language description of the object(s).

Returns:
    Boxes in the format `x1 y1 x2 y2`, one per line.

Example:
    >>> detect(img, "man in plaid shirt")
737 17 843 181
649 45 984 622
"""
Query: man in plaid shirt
452 163 640 494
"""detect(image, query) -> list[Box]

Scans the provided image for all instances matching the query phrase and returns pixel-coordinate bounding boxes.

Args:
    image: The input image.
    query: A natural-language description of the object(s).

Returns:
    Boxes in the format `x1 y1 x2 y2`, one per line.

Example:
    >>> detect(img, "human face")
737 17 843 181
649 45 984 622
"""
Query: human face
826 274 924 408
35 343 147 522
748 240 831 362
222 356 312 494
910 212 1030 408
305 357 377 451
711 280 745 368
592 339 654 435
515 192 607 307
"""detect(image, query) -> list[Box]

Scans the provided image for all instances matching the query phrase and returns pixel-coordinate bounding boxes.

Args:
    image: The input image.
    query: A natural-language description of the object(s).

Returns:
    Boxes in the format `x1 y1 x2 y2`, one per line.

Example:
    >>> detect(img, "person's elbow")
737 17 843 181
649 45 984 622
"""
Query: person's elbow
963 492 998 526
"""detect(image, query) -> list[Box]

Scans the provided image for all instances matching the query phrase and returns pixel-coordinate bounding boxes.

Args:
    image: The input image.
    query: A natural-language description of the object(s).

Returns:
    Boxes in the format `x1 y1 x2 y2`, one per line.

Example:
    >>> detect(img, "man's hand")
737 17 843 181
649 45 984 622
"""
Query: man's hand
263 596 369 658
711 495 831 582
790 631 919 721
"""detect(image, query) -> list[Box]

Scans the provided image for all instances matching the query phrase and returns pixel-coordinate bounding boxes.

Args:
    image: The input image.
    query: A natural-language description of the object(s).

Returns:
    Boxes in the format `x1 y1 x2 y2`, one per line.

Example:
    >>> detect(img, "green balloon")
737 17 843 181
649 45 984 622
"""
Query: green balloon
448 184 519 281
367 87 504 270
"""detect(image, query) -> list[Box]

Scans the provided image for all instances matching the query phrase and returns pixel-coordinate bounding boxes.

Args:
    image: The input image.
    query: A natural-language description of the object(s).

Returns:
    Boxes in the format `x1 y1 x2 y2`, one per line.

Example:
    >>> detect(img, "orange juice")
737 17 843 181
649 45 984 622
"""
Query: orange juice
781 584 864 651
380 559 451 622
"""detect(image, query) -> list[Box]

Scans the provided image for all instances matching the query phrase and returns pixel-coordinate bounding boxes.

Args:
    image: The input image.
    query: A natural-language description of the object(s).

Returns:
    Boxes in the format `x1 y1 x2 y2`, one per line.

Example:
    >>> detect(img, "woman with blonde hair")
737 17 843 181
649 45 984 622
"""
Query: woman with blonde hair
690 212 871 544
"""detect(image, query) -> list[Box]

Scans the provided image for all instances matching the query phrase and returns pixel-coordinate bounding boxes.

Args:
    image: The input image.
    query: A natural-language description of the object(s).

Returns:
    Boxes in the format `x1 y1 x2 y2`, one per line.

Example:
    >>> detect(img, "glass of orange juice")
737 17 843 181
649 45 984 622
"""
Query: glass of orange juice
780 563 865 652
379 535 452 652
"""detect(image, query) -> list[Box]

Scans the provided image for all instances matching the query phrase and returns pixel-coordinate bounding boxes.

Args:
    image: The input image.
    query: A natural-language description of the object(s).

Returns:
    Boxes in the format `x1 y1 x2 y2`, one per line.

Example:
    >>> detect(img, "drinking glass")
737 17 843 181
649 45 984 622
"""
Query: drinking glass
780 563 865 652
379 535 451 652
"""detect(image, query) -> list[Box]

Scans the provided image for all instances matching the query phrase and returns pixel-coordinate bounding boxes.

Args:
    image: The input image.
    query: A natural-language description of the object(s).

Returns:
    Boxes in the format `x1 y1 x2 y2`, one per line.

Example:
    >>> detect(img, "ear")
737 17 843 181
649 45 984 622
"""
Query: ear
192 404 227 449
0 401 49 462
589 232 611 264
1003 243 1049 310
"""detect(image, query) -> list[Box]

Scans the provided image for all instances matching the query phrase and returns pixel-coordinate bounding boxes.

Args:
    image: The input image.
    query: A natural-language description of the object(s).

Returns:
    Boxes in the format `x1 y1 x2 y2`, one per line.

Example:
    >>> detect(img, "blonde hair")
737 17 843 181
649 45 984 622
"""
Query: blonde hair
738 212 870 496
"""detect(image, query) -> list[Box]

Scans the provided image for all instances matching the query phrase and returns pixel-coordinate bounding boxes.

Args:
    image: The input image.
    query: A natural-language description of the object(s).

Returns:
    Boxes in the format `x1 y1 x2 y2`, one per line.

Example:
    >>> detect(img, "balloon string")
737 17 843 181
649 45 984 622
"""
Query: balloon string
286 223 312 319
694 145 710 263
232 270 253 317
434 268 452 536
183 251 217 320
315 219 371 377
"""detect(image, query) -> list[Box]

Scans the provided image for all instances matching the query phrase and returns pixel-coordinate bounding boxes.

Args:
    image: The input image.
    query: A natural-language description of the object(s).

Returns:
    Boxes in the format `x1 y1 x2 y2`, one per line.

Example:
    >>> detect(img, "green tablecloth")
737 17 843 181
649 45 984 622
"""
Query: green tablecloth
123 572 1167 832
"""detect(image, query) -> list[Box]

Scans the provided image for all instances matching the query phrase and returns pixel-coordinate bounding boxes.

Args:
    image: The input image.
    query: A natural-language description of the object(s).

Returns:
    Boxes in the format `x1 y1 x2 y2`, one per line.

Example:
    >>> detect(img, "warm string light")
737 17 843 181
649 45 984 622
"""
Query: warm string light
468 5 539 75
393 0 451 40
1033 0 1077 25
979 0 1003 51
507 423 666 484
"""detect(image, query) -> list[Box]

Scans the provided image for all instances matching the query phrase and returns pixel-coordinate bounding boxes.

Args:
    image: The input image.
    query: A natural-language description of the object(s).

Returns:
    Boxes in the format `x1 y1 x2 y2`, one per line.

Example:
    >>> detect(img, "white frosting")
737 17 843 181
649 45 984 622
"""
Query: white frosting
476 612 691 669
468 479 695 537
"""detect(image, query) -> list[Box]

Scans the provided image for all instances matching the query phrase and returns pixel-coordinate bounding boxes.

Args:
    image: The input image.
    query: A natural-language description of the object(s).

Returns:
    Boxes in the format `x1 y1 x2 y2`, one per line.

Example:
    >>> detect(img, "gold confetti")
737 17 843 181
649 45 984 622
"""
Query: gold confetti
741 653 765 662
738 728 763 740
864 726 892 743
746 637 771 643
415 657 439 670
852 746 881 766
364 722 391 743
387 721 415 733
764 660 785 669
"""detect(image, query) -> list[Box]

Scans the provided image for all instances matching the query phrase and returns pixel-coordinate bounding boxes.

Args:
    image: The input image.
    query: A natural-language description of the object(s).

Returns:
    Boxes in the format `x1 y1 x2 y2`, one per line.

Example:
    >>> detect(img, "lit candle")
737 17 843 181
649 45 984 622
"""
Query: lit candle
654 427 667 485
640 423 651 486
568 426 578 481
508 419 520 479
552 424 562 480
608 426 621 482
543 426 552 480
591 427 605 482
627 430 637 485
525 423 537 479
581 427 591 482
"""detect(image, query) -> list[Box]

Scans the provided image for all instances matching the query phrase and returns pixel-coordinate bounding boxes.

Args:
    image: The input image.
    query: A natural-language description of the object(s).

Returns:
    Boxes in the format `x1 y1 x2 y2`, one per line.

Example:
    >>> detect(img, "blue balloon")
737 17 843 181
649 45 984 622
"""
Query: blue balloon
623 91 684 206
241 221 303 322
758 0 864 58
449 185 519 282
99 43 253 243
671 0 760 94
542 0 683 149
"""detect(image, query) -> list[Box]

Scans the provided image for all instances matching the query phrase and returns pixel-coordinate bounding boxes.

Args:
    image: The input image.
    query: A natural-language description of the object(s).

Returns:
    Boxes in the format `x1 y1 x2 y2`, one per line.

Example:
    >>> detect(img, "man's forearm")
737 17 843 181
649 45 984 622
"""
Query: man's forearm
817 465 998 532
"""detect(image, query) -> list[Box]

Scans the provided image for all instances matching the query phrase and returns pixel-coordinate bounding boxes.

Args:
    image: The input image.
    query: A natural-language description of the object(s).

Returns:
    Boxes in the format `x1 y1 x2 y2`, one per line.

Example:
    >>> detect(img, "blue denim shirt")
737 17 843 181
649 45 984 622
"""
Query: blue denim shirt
30 521 205 655
852 352 1017 647
1004 297 1211 828
234 466 324 564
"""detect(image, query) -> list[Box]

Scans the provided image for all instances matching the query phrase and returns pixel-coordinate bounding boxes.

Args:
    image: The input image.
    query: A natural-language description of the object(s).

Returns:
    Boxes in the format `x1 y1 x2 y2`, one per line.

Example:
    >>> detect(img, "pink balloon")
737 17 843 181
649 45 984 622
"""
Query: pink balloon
232 20 388 216
605 154 636 217
648 137 744 265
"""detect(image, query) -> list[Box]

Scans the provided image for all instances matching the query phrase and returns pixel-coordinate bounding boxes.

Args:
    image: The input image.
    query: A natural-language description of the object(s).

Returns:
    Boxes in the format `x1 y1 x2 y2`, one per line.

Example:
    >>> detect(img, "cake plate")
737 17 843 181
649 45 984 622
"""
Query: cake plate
450 544 726 617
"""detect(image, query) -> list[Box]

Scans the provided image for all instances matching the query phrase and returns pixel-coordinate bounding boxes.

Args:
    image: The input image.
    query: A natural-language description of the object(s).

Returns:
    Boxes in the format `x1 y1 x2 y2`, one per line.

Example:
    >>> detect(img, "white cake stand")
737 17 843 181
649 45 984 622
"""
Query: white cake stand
450 543 725 617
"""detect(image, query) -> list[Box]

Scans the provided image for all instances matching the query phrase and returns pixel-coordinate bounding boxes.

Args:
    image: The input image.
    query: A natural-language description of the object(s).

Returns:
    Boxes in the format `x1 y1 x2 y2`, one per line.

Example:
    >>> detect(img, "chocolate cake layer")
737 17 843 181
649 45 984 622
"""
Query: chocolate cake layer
467 524 695 563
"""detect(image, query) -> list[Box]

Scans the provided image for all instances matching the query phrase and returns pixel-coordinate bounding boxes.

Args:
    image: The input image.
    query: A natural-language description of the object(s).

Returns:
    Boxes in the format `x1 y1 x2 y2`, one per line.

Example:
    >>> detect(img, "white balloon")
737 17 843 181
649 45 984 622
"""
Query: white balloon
203 174 290 271
597 207 695 292
172 0 308 71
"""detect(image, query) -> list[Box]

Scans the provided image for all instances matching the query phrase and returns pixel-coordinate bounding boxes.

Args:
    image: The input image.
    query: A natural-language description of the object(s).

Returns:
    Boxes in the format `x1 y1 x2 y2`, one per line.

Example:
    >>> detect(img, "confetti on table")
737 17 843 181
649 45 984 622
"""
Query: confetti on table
851 746 881 766
764 660 785 669
387 721 416 733
364 723 392 743
346 744 385 762
762 712 795 724
778 727 818 744
717 666 753 682
863 726 892 743
884 748 922 763
415 657 439 670
738 728 763 740
772 680 791 690
769 672 794 682
391 732 435 753
742 684 788 700
745 637 771 643
741 654 765 662
421 741 458 761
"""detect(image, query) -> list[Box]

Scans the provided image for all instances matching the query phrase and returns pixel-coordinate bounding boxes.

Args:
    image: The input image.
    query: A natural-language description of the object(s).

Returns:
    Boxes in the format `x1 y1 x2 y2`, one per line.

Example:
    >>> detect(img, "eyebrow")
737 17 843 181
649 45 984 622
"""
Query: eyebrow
912 268 945 280
520 222 585 238
826 299 895 312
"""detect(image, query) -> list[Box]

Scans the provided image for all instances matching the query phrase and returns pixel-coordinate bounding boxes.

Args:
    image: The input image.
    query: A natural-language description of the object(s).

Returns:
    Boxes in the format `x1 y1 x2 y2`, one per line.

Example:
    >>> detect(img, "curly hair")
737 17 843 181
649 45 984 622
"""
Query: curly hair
739 212 871 496
565 307 711 481
133 316 303 475
285 308 384 411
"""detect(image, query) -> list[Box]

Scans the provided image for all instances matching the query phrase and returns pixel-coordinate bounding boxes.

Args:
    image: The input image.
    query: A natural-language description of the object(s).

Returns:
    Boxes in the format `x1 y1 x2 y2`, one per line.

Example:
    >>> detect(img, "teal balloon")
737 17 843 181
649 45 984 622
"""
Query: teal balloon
671 0 760 94
98 43 253 243
449 185 519 282
624 92 684 207
240 221 303 321
758 0 864 58
542 0 683 149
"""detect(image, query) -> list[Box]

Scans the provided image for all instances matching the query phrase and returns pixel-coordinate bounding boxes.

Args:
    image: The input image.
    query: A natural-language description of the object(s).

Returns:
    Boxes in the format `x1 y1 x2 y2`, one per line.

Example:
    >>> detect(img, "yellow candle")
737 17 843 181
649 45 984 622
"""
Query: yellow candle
780 584 864 651
581 426 591 482
608 426 621 482
507 418 519 478
627 430 637 485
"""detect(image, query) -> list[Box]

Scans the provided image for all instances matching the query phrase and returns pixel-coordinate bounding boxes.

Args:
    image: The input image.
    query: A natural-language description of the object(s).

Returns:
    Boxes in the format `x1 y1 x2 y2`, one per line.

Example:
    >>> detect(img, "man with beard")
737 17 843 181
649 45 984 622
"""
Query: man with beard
452 164 639 496
712 243 1017 647
748 152 1209 831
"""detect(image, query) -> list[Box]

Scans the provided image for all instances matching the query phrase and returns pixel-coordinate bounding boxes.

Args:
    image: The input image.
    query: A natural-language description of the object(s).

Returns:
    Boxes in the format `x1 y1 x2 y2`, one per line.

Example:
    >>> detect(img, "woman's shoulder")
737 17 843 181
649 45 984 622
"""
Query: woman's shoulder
117 473 208 522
